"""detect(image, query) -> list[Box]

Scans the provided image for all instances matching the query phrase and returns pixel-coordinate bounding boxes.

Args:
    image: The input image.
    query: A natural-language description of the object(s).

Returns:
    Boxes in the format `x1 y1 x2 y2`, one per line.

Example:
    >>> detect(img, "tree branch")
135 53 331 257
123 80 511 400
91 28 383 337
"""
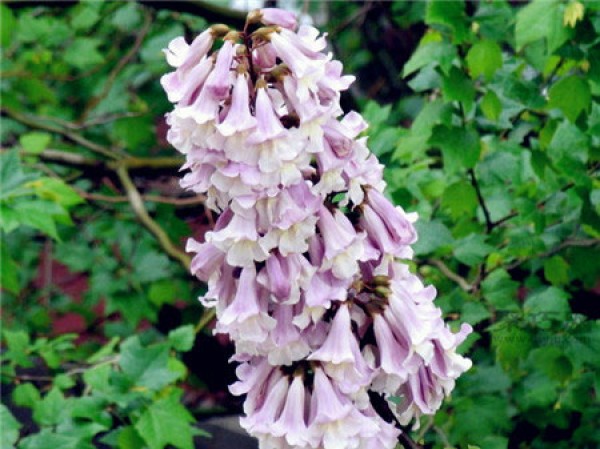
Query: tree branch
25 149 184 172
3 107 121 159
468 168 493 233
427 258 473 292
368 391 424 449
116 165 191 270
507 238 600 271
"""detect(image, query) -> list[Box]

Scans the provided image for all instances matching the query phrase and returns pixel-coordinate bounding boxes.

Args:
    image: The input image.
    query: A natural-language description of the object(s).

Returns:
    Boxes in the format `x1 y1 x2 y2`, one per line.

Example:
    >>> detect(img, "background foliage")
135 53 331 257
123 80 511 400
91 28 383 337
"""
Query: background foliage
1 1 599 449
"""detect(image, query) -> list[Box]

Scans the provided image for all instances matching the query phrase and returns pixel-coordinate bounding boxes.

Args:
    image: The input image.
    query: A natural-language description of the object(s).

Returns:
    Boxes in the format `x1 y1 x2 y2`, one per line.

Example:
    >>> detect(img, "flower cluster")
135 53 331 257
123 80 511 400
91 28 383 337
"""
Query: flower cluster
162 8 472 449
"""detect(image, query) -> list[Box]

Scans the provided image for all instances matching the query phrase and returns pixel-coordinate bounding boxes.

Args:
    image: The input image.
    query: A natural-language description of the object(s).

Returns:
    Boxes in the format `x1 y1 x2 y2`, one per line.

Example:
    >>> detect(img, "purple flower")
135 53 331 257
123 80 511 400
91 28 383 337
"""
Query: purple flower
163 9 472 443
259 8 298 29
217 72 256 136
308 304 373 393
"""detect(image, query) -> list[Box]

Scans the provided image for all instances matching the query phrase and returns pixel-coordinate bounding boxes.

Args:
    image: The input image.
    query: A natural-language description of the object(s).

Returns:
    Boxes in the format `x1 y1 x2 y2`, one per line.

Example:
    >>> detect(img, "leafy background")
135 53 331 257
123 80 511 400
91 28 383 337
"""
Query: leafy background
1 1 599 449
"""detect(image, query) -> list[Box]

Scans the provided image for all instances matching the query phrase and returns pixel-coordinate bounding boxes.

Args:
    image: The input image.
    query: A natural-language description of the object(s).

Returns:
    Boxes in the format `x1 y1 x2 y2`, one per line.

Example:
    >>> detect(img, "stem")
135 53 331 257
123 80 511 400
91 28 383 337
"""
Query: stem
427 258 472 292
368 391 424 449
3 107 120 159
194 308 217 334
116 165 191 270
468 168 493 233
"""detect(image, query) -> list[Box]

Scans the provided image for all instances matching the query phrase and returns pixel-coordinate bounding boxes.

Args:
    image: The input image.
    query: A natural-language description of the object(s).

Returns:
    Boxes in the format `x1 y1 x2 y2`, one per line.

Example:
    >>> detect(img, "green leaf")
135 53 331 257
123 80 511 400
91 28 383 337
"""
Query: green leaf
13 383 41 409
134 390 195 449
70 3 100 30
131 250 171 284
112 3 142 30
466 40 503 80
548 75 591 122
515 0 571 53
524 286 571 321
148 280 178 306
168 325 195 352
1 404 21 449
0 4 16 47
394 99 452 160
440 181 478 219
87 336 120 364
528 347 572 383
564 1 585 27
119 337 179 391
0 243 20 294
33 388 68 427
481 90 502 121
403 40 457 77
3 329 31 367
0 150 37 200
19 428 95 449
117 426 145 449
19 132 52 154
64 38 103 70
481 269 519 311
12 201 60 239
548 120 589 165
441 66 475 109
451 395 511 442
71 397 112 428
425 0 469 43
491 325 534 370
361 101 392 128
454 234 494 266
413 220 454 255
29 178 84 208
430 125 481 172
543 255 570 286
461 301 491 326
460 364 511 395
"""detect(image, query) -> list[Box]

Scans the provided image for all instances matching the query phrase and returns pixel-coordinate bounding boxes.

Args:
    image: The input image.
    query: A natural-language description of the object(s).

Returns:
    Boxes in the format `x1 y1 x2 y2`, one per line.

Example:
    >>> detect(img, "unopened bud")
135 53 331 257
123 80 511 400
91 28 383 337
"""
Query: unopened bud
224 31 241 42
374 286 391 299
210 24 230 38
372 275 390 288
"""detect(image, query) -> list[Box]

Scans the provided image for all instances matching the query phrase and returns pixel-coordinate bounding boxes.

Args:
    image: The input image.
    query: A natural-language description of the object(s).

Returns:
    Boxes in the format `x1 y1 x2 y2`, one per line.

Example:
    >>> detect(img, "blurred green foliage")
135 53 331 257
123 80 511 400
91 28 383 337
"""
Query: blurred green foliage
330 1 600 448
1 1 599 449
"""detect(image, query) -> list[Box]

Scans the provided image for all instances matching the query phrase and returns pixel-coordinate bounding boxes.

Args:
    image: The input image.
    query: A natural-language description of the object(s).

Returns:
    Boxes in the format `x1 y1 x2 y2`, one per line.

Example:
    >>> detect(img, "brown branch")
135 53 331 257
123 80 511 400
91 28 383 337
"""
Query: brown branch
368 391 424 449
468 168 493 233
507 238 600 271
24 149 184 172
77 189 205 207
116 165 191 270
427 258 473 292
3 107 121 159
491 182 575 228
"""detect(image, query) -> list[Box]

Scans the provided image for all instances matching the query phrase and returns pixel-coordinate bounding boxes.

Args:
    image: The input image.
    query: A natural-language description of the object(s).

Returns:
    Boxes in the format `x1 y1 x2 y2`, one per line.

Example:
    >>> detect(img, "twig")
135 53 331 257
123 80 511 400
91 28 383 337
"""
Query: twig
427 259 473 292
3 107 120 159
368 391 424 449
77 189 205 207
468 169 493 233
80 9 152 122
116 165 191 270
194 308 217 334
491 182 575 228
433 425 453 448
507 238 600 271
25 149 184 171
